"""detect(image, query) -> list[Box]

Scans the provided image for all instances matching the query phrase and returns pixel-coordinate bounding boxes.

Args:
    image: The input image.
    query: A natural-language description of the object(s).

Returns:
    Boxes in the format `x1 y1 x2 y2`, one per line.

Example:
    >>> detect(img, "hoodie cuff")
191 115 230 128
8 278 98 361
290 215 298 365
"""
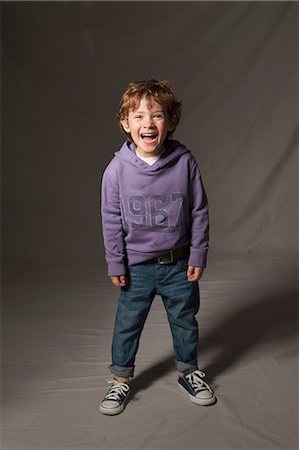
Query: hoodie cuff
188 249 208 268
107 261 127 277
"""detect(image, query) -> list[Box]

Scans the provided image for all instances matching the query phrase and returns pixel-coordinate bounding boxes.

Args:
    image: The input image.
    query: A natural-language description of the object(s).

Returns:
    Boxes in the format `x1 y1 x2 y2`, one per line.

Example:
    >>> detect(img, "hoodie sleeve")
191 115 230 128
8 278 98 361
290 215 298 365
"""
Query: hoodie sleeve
101 167 127 277
188 156 209 268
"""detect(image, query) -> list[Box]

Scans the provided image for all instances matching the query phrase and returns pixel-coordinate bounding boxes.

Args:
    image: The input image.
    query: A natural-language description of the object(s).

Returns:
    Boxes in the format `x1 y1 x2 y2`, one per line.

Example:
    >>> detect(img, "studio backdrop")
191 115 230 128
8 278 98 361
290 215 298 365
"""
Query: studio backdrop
2 3 298 450
3 1 297 276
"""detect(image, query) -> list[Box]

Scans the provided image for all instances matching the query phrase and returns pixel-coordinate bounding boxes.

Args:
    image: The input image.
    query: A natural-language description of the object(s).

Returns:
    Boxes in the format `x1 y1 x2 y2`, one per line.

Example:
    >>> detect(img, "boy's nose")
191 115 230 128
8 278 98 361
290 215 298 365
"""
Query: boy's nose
143 118 155 128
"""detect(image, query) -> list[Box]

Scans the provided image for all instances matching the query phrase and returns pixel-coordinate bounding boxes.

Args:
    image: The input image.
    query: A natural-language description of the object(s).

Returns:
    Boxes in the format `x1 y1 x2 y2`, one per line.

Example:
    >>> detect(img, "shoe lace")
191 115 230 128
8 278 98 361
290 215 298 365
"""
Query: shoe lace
185 370 214 394
104 380 130 401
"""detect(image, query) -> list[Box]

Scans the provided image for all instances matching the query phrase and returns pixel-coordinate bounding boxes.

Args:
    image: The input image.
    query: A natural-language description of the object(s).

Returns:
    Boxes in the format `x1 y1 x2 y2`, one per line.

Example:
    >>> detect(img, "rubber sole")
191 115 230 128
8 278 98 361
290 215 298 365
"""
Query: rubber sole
179 384 217 406
99 402 125 415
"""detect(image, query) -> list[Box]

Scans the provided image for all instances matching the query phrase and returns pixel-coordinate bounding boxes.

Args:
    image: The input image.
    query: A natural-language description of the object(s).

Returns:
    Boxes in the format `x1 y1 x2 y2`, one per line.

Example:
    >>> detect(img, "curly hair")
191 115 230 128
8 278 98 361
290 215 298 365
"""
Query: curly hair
118 79 182 139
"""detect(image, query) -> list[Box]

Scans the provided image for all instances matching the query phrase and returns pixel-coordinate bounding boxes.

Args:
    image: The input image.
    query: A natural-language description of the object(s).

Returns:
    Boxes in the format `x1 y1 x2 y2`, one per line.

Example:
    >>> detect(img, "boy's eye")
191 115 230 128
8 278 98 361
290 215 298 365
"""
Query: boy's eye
134 114 142 119
154 113 164 119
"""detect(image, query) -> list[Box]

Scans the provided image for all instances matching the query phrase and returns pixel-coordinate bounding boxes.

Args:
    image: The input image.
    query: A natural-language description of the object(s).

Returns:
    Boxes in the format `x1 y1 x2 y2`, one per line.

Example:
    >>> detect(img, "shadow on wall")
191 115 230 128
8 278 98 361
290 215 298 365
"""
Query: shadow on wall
131 288 298 398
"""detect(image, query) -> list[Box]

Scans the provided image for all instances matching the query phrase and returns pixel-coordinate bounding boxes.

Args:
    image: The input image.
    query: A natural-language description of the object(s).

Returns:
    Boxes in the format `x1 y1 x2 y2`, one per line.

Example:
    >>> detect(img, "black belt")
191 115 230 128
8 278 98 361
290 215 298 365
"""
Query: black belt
143 246 189 265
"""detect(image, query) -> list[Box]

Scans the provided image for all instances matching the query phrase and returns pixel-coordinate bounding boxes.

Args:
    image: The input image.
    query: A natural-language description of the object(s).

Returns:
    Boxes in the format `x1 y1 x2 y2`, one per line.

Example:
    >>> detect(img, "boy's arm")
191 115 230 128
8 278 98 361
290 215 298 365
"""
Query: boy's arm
188 157 209 271
101 170 127 278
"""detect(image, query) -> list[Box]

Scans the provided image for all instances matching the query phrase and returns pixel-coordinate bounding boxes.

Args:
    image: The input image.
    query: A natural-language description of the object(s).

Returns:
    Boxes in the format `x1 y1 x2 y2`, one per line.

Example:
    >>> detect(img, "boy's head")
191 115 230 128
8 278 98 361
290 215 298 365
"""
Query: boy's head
118 79 182 142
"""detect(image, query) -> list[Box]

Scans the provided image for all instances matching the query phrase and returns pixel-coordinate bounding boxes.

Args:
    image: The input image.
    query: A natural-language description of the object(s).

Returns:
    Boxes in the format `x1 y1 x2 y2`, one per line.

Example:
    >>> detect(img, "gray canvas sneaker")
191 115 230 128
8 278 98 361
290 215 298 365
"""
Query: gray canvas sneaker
178 370 216 406
100 379 131 415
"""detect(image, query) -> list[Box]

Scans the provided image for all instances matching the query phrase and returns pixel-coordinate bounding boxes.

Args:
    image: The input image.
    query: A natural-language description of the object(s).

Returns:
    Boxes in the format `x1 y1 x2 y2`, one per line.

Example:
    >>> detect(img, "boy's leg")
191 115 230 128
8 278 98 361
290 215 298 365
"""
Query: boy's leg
109 262 156 379
158 259 199 374
100 263 156 415
158 259 216 405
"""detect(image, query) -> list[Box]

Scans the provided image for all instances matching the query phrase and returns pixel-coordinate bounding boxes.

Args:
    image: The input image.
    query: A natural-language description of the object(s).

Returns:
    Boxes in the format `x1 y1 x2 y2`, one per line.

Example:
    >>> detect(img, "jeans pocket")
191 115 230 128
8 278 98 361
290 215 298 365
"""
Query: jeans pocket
176 258 189 271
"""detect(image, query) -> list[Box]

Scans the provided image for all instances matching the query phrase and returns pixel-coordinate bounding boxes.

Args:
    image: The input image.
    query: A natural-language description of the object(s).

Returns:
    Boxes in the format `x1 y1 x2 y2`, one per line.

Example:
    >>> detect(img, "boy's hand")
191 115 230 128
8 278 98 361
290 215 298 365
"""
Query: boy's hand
187 266 204 282
110 275 127 287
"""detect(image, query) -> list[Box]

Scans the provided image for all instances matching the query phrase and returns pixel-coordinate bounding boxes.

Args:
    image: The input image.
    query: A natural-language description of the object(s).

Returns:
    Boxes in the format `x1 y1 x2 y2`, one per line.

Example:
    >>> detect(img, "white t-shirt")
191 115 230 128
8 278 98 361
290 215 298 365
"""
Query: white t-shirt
136 149 164 166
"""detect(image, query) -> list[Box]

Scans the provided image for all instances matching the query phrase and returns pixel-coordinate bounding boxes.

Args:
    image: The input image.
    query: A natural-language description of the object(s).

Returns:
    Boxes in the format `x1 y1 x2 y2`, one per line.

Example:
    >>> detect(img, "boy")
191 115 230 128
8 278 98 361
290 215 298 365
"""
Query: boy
100 79 216 415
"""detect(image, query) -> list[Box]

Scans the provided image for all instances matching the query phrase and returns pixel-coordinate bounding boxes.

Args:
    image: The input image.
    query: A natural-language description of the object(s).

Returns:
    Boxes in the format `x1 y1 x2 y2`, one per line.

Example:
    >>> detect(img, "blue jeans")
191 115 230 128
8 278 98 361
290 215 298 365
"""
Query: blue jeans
109 258 200 378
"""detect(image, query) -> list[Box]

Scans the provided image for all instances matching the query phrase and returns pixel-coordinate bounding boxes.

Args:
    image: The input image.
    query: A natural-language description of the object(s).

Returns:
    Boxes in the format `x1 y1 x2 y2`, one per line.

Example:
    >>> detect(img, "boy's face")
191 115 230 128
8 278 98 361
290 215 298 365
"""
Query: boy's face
121 97 174 158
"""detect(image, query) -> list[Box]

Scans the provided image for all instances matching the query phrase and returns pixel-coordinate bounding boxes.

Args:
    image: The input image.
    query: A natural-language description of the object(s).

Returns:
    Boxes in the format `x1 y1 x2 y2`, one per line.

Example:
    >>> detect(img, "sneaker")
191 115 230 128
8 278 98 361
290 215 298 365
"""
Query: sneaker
99 379 130 415
178 369 216 406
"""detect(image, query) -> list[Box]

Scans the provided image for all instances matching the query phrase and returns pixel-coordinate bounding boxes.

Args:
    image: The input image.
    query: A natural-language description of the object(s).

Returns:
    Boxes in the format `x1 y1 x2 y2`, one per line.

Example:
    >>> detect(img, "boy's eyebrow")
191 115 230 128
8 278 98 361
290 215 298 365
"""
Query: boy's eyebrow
133 108 165 113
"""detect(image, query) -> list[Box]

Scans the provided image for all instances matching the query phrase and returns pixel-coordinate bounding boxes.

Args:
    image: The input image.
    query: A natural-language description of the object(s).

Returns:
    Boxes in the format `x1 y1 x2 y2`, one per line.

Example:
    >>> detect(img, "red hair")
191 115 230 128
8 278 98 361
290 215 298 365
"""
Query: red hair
118 79 182 139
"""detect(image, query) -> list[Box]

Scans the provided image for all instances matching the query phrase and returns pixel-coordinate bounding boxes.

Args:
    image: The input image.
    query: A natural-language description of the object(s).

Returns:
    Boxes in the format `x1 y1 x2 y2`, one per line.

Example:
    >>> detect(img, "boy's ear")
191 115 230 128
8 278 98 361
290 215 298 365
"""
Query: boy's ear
168 118 175 132
121 118 130 133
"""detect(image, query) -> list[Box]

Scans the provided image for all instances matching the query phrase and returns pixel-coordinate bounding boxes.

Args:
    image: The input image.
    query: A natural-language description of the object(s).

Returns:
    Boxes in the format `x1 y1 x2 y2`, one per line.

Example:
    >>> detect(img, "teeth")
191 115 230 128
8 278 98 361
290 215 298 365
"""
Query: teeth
142 133 156 138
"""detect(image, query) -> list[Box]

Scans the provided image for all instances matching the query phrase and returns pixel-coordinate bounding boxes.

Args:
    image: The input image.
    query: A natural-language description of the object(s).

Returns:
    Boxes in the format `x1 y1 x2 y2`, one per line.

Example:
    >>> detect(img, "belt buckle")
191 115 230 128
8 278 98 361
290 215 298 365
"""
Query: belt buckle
158 251 174 265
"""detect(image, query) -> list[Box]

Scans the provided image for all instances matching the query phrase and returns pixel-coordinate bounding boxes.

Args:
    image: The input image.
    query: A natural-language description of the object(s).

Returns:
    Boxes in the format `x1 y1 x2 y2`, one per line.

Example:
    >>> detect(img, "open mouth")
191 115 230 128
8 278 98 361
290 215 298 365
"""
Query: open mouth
141 133 158 141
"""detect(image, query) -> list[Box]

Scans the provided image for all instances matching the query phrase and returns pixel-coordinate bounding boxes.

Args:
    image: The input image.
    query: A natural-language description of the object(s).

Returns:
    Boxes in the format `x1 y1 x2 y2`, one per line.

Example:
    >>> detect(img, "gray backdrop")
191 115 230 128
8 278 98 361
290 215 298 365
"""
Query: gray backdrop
3 1 297 271
2 2 298 450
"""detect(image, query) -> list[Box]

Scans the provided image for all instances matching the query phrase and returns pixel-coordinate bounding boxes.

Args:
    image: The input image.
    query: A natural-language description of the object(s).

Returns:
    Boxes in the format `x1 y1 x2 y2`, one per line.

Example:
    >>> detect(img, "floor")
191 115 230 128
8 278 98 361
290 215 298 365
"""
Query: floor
2 252 298 450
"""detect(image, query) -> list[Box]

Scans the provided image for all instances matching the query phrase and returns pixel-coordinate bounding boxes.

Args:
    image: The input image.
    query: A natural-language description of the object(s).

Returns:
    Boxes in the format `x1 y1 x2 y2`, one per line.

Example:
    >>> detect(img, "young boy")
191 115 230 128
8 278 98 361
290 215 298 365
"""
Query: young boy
100 79 216 415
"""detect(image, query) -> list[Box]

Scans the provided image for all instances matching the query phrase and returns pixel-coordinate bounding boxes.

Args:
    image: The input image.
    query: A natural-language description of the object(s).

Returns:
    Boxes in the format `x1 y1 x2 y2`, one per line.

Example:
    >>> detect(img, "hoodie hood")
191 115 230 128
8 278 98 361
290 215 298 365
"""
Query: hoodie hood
114 139 190 172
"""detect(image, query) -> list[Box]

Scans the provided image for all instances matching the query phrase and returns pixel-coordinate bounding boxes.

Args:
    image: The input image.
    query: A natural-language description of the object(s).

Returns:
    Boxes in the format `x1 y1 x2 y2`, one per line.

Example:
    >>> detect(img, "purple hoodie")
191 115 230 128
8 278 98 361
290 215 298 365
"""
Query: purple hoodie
101 139 209 276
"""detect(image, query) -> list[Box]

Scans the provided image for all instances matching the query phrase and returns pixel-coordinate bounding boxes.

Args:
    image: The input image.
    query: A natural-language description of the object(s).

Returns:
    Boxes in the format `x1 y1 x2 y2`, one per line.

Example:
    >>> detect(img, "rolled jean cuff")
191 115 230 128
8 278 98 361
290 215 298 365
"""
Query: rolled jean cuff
109 364 135 378
175 360 198 374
